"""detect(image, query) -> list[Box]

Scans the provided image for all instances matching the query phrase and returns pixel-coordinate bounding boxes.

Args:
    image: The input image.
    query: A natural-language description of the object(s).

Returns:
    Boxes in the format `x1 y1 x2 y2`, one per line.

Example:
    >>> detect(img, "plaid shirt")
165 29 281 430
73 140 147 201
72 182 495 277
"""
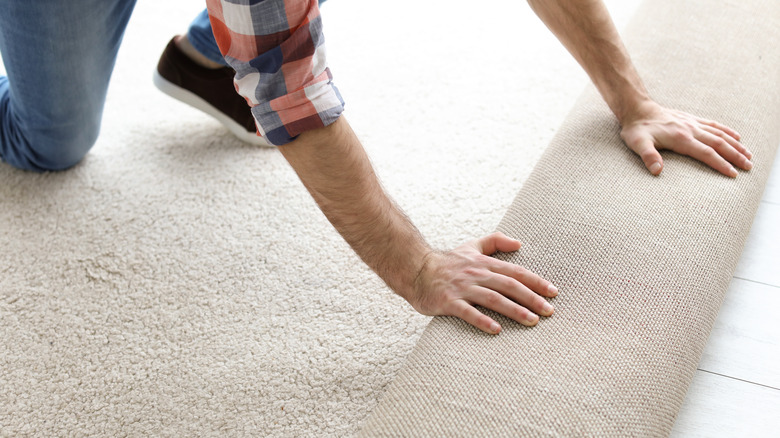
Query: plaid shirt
206 0 344 146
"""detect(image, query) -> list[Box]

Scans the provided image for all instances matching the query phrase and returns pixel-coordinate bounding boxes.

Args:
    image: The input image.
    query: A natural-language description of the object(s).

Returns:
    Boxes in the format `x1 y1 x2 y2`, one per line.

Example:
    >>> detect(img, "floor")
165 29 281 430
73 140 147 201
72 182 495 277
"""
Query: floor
670 149 780 437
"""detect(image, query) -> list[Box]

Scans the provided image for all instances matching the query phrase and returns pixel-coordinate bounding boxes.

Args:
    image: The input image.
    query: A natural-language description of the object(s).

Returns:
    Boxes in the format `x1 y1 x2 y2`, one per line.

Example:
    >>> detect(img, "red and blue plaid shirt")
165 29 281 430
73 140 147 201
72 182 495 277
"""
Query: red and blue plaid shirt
206 0 344 146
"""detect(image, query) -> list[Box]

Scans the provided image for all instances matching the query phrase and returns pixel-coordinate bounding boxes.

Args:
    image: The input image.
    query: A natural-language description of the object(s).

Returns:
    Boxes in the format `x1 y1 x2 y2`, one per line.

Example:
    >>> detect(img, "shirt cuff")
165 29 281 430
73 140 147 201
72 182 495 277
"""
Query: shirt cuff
206 0 345 146
251 68 344 146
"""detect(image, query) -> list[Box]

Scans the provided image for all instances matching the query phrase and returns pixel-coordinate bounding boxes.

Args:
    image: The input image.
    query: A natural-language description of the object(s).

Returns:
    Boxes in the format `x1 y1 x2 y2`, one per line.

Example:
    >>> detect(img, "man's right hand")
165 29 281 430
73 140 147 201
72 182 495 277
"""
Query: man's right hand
281 120 557 335
407 232 558 335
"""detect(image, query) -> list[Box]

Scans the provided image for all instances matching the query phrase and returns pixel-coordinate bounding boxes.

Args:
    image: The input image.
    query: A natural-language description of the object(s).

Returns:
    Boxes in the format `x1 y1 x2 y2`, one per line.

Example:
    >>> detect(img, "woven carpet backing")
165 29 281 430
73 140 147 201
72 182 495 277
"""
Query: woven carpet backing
359 0 780 436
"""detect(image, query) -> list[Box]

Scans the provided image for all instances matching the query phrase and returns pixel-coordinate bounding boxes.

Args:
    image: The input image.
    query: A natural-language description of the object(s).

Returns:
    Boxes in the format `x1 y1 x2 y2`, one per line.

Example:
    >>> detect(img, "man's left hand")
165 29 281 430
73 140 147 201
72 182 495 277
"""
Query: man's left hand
619 101 752 177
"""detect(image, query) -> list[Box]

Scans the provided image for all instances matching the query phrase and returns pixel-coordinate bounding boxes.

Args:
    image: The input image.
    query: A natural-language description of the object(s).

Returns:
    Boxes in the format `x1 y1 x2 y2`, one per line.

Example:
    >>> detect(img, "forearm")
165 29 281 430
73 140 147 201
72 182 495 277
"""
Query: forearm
278 117 431 299
527 0 650 124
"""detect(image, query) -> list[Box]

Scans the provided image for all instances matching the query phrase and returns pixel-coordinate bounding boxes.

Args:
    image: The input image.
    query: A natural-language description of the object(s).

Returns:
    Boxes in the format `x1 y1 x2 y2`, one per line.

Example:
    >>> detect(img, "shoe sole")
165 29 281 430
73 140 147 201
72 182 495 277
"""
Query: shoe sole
153 70 272 147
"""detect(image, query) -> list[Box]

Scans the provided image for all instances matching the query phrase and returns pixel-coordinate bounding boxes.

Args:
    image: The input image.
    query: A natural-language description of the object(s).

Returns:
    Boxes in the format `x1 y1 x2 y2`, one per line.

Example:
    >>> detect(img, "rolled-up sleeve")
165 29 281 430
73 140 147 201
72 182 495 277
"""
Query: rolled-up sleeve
206 0 344 146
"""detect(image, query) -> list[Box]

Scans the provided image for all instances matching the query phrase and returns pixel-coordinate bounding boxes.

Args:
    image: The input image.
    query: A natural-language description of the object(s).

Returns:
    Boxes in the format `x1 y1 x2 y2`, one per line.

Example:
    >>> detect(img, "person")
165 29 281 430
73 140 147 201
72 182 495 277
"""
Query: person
0 1 752 335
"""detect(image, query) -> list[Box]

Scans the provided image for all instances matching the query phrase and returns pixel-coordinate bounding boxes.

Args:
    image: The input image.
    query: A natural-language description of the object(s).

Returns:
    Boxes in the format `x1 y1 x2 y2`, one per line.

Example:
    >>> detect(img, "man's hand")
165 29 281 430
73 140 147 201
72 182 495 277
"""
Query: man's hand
527 0 753 178
407 232 558 335
620 101 752 177
282 118 555 335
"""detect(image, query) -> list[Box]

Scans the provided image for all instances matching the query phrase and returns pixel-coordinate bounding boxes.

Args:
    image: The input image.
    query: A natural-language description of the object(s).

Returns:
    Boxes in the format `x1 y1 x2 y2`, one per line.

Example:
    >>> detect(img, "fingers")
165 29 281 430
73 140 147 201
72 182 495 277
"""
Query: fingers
673 122 752 177
699 125 753 161
678 134 739 178
475 232 522 255
469 287 542 327
622 105 754 177
416 236 559 335
449 285 546 336
627 124 751 178
693 129 752 173
450 301 503 335
693 115 741 141
627 135 664 175
465 259 556 332
479 274 555 317
486 258 558 298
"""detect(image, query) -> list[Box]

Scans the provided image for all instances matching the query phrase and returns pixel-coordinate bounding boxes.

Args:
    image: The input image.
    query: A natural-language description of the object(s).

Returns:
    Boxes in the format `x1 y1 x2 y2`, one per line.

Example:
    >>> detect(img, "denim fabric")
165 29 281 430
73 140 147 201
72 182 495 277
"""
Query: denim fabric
0 2 330 171
186 10 230 67
0 0 138 171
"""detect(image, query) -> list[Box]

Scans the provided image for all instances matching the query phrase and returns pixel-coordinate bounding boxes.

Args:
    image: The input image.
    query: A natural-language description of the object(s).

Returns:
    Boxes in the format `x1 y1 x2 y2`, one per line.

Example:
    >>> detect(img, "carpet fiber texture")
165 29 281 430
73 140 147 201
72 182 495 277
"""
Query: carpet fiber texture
0 1 646 436
359 0 780 436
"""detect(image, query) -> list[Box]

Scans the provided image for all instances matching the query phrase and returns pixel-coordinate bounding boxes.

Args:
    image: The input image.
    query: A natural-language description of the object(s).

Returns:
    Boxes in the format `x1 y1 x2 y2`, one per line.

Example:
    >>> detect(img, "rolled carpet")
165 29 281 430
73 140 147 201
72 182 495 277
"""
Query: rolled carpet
359 0 780 436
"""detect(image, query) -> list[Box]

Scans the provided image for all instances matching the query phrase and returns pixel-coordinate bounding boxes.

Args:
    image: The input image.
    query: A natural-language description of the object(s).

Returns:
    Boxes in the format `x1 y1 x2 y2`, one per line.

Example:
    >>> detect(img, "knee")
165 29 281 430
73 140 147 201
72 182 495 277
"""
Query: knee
34 122 100 171
3 120 100 172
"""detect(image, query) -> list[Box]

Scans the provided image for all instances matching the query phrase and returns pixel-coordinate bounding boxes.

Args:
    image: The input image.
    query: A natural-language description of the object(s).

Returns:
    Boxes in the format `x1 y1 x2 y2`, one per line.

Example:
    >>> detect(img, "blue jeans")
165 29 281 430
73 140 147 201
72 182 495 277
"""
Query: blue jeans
0 2 223 172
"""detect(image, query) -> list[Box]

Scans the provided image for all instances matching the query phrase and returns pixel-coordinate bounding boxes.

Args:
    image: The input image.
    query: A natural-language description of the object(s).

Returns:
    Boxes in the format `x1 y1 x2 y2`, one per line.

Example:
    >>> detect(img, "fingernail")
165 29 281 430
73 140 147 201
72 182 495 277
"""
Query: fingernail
649 162 662 174
548 284 558 295
527 314 539 325
744 160 753 170
729 166 738 177
745 149 753 159
489 322 501 334
542 302 554 315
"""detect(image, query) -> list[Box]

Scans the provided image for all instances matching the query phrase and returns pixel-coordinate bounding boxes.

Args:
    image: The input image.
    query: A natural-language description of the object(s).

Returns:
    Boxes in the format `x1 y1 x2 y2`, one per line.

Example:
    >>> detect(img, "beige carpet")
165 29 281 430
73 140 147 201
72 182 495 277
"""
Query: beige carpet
360 0 780 436
1 0 645 436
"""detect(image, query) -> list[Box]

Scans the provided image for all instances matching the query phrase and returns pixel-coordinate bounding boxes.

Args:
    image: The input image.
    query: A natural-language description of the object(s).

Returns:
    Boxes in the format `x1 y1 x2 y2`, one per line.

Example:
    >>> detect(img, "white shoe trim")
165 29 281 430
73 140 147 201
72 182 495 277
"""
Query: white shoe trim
153 70 272 148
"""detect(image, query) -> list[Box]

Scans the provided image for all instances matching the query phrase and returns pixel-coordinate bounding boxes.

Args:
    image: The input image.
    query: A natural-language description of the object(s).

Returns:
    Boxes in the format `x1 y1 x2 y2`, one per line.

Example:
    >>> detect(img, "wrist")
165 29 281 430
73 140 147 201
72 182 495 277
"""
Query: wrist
383 243 434 300
408 249 437 298
617 98 660 127
395 248 444 315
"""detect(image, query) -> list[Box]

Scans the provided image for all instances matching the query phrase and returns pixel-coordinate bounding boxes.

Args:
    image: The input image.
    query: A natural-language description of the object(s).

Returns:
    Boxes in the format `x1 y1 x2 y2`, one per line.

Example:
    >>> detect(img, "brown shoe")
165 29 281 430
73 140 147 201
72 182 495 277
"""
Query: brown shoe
153 37 270 147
